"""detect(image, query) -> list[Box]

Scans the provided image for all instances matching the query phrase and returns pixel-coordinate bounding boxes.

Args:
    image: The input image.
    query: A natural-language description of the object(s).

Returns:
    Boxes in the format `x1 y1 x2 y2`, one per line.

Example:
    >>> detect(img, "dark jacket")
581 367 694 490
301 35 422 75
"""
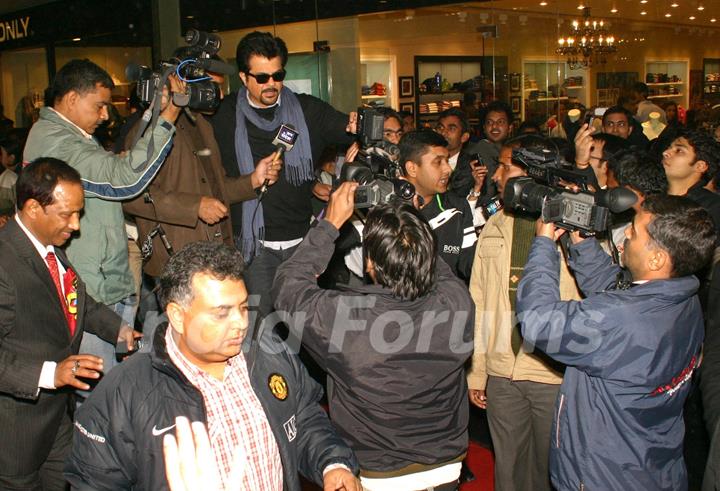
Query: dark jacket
64 324 358 490
0 219 121 476
448 151 475 200
273 220 474 473
517 237 703 491
122 112 255 277
687 184 720 238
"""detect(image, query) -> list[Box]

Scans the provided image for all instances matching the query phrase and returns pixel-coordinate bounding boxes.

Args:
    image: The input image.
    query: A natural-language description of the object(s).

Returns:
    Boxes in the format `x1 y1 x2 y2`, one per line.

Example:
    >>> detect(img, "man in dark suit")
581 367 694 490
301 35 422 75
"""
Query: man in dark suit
0 158 137 490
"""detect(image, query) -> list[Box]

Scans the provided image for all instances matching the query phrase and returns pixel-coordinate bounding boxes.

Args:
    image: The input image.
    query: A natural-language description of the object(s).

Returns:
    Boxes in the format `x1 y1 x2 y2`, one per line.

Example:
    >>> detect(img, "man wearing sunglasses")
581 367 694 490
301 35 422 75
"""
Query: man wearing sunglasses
212 31 356 320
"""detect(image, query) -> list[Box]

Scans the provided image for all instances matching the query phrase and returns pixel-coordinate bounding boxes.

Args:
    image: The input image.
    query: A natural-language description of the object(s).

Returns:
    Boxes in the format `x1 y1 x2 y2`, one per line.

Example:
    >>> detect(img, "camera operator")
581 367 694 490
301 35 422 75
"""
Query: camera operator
211 32 356 319
23 59 183 393
377 107 404 145
467 134 582 491
327 107 403 203
272 183 474 491
516 195 715 491
400 129 477 281
573 127 629 190
122 47 282 280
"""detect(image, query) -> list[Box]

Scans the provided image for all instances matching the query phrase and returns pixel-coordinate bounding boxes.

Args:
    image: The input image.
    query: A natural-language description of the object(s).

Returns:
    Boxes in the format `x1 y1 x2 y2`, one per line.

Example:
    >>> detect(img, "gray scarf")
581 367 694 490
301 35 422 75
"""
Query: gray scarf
234 86 313 262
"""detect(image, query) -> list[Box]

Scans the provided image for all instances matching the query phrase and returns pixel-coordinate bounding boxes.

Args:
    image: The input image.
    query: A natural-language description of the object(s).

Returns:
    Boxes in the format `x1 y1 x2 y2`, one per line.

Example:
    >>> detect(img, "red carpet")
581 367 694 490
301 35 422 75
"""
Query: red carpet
460 441 495 491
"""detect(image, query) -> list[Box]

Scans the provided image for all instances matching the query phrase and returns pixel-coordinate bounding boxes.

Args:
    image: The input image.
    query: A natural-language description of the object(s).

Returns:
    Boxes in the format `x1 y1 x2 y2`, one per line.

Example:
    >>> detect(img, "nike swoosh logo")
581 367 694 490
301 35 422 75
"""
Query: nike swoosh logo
152 424 176 436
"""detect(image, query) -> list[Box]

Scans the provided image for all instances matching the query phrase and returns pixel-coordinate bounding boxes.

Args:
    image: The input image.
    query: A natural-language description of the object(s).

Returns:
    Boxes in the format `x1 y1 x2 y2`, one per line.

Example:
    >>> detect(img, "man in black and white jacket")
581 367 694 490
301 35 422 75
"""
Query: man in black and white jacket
401 129 478 281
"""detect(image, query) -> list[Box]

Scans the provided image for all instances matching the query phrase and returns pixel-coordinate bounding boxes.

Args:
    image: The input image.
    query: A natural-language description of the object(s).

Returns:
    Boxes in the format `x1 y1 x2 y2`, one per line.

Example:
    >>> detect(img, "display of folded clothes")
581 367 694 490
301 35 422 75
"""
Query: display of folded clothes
418 100 459 114
370 82 386 95
362 82 387 96
646 73 681 83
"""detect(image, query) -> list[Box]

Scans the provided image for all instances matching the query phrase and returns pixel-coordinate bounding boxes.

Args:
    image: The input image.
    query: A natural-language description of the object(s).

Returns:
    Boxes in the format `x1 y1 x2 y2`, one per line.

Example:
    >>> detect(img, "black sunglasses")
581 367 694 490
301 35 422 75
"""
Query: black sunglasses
245 69 287 84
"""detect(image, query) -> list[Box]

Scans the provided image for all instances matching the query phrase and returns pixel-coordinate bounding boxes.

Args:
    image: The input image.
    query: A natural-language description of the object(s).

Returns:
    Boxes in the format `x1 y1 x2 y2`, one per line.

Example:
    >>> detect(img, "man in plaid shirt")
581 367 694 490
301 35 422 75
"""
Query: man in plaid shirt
65 241 359 490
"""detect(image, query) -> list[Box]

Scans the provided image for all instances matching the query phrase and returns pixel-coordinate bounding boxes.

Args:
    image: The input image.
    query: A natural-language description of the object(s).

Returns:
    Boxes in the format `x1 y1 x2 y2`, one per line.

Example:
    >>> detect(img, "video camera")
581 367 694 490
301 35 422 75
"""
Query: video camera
339 160 415 209
126 29 233 112
335 107 413 209
503 146 637 234
355 107 402 175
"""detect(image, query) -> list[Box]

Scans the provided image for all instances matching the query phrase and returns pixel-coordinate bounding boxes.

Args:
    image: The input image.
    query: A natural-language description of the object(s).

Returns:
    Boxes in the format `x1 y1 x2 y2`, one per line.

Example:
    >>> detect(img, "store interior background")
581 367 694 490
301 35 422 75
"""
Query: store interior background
1 0 720 131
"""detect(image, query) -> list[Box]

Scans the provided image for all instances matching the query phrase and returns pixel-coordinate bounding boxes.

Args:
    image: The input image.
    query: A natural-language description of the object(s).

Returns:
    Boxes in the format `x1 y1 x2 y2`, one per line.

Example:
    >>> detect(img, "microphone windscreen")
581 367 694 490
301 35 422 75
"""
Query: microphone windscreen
197 58 236 75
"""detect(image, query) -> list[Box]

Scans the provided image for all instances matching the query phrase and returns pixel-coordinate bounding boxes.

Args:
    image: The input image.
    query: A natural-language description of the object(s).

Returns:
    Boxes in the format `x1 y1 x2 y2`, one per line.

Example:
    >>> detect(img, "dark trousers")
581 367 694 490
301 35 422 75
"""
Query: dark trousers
486 376 559 491
0 413 72 491
245 243 300 321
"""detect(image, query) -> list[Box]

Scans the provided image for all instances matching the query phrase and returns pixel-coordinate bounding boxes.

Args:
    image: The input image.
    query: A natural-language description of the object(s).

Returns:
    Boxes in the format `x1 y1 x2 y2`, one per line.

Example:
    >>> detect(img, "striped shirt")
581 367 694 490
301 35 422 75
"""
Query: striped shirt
166 329 283 490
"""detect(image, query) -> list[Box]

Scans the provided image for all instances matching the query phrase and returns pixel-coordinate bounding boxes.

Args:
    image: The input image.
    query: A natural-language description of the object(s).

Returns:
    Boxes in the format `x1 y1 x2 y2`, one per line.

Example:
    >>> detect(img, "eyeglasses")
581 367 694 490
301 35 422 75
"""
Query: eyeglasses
245 69 287 84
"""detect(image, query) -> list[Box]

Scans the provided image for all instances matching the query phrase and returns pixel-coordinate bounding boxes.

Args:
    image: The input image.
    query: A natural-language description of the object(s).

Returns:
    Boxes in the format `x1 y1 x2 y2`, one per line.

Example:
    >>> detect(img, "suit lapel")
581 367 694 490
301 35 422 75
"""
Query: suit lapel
4 219 70 331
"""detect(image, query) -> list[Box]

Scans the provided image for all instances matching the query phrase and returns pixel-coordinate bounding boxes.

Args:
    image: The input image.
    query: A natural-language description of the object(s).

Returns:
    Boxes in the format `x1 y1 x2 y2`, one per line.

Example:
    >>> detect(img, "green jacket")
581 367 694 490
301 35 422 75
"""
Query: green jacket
23 107 175 304
0 169 16 215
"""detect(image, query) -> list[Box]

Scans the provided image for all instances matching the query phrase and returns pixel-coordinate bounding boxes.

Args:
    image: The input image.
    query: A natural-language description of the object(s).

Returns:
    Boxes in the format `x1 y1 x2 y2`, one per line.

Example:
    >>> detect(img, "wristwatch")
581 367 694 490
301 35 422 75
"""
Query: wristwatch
468 189 482 198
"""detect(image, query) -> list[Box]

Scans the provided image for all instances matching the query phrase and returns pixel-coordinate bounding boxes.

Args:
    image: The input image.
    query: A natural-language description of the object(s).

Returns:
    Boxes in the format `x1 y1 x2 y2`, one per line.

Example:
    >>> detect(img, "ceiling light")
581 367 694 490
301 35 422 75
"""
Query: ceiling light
72 37 81 42
640 0 647 3
671 2 679 6
689 15 696 20
540 1 547 5
577 4 585 10
698 5 705 11
557 7 617 69
641 11 647 15
712 18 717 22
665 13 672 17
611 7 618 13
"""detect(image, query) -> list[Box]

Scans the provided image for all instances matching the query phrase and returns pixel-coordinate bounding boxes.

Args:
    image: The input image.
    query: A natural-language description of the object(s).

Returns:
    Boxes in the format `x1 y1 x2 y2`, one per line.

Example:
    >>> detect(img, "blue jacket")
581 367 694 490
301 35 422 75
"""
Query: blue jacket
517 237 703 491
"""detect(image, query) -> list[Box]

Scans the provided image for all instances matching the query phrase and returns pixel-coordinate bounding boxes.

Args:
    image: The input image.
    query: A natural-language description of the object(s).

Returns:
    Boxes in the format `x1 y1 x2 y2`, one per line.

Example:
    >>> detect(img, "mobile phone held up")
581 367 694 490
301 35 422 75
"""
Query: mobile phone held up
473 154 486 168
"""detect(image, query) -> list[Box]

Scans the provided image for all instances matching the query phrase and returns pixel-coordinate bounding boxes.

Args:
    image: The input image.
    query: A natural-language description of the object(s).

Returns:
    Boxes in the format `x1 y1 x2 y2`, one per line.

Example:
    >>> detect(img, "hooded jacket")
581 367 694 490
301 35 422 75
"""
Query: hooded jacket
517 237 703 491
64 324 358 490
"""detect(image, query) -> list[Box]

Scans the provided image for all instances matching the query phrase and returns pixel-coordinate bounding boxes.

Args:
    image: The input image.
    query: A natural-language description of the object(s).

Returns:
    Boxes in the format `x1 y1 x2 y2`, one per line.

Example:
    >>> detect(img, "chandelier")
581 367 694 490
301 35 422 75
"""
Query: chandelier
556 7 617 70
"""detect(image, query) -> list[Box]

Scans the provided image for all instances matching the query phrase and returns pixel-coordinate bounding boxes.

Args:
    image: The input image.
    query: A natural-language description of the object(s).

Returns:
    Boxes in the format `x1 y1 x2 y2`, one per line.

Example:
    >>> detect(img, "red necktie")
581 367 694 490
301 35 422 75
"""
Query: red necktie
46 251 74 335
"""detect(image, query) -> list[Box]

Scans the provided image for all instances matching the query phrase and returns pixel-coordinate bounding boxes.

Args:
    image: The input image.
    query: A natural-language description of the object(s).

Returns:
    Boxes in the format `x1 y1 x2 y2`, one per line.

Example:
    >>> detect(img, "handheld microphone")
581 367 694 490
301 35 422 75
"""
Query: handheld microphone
259 124 299 196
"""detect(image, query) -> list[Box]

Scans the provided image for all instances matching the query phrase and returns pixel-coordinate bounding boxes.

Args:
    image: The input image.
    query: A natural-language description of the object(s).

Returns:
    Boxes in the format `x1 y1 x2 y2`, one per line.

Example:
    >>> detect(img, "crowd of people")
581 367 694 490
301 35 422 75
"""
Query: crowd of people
2 29 720 491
